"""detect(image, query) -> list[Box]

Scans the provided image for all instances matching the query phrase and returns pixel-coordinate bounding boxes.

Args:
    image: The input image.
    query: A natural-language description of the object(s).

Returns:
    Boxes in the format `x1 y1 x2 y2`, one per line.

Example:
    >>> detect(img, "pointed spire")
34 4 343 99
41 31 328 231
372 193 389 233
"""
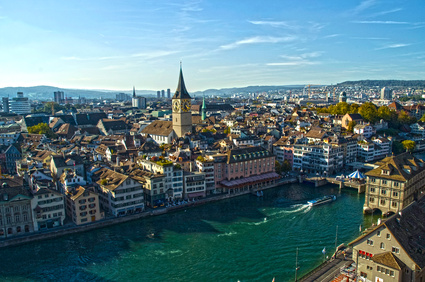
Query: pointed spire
172 63 191 99
133 86 136 98
201 93 206 121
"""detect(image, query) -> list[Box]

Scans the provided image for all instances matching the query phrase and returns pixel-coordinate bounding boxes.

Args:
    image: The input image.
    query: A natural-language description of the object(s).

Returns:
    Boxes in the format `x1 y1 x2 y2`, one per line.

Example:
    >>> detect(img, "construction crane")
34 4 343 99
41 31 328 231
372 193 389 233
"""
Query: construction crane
305 84 320 99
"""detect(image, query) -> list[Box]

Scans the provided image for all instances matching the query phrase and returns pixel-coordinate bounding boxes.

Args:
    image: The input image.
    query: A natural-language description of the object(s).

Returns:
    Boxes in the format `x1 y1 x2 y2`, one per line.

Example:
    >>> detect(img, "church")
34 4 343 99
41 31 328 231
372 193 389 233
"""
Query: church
141 65 194 144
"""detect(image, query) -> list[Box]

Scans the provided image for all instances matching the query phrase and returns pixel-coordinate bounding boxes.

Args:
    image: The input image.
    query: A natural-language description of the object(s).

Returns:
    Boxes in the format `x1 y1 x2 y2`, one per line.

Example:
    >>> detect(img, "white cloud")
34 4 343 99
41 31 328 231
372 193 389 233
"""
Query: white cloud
369 8 403 17
267 61 319 66
352 20 409 24
352 0 378 14
248 20 296 29
375 43 410 50
220 36 297 50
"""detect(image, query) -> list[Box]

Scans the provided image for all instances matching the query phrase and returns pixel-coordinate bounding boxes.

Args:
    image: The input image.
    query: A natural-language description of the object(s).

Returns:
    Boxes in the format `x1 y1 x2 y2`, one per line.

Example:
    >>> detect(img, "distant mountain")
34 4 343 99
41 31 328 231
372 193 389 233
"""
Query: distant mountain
191 85 305 96
0 86 157 100
337 80 425 88
0 84 307 100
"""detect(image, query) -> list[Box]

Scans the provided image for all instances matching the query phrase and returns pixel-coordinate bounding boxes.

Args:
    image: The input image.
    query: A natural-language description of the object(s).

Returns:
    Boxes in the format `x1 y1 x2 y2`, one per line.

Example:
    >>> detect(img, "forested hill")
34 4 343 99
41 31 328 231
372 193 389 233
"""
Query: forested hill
337 80 425 88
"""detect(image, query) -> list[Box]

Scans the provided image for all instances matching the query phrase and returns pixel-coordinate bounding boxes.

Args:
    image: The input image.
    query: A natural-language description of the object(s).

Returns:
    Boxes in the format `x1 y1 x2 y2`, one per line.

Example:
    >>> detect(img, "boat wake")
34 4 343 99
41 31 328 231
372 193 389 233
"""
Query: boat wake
267 204 311 217
218 231 237 237
154 249 183 256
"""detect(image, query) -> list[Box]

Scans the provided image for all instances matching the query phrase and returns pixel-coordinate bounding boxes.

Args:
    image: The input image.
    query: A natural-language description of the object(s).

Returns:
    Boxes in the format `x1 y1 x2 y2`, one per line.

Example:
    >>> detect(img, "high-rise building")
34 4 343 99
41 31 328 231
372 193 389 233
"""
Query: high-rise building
53 91 64 104
167 89 171 98
9 92 31 115
2 97 9 113
161 90 165 98
132 96 147 109
157 91 160 99
172 66 192 137
381 87 392 100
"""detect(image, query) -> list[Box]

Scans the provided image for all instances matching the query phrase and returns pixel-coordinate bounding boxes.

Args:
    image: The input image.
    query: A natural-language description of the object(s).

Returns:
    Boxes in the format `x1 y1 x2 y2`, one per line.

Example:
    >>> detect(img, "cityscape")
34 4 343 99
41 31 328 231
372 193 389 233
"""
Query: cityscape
0 1 425 282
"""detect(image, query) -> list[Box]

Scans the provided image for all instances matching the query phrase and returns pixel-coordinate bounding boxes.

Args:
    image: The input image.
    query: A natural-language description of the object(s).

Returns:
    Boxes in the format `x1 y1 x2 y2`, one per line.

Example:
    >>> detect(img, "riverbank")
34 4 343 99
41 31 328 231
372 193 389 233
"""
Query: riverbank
0 177 298 248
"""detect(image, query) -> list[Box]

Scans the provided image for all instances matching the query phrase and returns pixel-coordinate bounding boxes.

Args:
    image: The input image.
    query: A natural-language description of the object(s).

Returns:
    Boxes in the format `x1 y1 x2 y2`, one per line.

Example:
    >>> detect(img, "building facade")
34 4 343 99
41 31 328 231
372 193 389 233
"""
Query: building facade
364 153 425 215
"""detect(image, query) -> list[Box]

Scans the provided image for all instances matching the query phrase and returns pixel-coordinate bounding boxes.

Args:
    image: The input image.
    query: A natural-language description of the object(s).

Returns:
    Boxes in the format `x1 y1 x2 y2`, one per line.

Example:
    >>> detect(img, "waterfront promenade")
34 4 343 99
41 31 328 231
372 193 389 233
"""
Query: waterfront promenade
0 177 297 248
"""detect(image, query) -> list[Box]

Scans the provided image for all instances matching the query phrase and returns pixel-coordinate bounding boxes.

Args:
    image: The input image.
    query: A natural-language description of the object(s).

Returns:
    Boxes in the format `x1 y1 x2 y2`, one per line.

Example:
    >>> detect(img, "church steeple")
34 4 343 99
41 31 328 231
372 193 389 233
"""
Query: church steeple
201 94 206 121
133 86 136 98
172 64 191 99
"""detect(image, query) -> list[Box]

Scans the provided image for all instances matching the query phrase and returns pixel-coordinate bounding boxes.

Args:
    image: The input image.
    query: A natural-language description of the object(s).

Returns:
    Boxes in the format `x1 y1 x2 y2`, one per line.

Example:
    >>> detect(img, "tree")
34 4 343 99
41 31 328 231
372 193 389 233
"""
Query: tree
402 140 416 152
336 102 349 115
27 123 56 138
348 103 359 114
377 106 391 121
392 141 404 155
347 121 357 132
359 102 378 123
224 127 231 134
282 160 292 172
398 110 416 125
275 161 282 173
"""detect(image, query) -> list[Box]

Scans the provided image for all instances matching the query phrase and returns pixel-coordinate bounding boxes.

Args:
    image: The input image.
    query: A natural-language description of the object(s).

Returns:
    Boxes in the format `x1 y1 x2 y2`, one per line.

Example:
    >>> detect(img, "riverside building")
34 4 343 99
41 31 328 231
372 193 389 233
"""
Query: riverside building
364 153 425 216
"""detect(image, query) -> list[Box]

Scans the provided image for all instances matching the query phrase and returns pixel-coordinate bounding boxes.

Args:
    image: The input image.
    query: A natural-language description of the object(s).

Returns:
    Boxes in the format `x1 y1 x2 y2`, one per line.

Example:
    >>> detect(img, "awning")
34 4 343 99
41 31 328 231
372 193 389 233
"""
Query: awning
220 172 280 188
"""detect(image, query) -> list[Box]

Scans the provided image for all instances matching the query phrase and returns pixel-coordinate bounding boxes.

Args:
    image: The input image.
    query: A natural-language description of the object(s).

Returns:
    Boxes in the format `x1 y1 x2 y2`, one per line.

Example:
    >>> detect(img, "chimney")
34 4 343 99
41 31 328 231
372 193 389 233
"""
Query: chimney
190 161 193 172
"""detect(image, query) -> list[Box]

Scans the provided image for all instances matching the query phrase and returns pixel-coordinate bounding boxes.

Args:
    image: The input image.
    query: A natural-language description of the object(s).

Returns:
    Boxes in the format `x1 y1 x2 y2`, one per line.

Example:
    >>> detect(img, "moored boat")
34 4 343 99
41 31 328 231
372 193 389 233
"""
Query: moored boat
307 195 336 206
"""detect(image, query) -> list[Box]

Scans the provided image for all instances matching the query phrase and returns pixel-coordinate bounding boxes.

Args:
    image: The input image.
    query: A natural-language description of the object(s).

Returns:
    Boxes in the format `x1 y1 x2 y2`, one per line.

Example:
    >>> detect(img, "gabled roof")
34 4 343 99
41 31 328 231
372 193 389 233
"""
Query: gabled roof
172 66 191 99
372 252 405 270
365 153 425 182
141 120 174 137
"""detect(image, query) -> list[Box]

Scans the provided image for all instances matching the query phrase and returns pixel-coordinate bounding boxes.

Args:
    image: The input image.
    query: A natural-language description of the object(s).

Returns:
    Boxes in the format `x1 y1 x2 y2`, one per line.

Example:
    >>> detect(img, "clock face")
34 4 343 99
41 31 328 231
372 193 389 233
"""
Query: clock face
173 100 180 112
181 100 191 112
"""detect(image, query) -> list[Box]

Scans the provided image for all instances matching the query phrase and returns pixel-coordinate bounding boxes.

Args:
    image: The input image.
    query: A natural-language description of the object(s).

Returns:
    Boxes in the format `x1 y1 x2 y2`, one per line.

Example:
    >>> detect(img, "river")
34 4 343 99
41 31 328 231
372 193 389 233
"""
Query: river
0 183 377 282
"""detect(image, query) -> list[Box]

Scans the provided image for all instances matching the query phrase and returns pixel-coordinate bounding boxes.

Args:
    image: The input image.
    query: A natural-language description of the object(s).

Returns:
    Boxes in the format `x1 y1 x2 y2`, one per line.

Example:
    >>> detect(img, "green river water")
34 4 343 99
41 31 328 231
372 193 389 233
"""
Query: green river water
0 183 378 282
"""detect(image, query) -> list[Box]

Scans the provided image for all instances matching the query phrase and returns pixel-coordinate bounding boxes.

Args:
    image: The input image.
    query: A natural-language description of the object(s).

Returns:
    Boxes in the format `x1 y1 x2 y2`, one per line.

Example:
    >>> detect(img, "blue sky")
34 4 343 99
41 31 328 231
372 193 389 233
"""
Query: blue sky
0 0 424 91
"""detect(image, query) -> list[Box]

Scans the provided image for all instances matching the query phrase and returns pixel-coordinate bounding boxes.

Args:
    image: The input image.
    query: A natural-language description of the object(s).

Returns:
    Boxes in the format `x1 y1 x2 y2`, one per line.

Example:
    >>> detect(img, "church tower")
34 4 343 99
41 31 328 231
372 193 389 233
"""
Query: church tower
172 65 192 137
201 95 206 121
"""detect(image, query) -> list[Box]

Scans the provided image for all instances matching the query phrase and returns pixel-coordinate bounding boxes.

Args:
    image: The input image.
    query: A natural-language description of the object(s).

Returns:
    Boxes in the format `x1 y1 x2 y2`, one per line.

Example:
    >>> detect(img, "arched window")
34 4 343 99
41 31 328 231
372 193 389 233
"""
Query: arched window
25 225 30 232
380 242 385 249
16 226 21 233
7 228 12 235
0 229 4 236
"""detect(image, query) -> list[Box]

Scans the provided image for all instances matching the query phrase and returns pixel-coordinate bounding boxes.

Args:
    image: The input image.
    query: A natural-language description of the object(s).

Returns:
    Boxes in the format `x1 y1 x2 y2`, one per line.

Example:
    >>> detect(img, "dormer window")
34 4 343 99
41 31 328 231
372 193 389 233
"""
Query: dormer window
381 170 390 175
404 168 411 174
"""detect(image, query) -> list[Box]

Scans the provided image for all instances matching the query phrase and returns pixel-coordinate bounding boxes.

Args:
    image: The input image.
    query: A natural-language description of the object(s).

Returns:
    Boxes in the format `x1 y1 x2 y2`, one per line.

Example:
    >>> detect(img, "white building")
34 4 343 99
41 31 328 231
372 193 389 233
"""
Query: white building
138 159 184 199
31 188 66 231
9 92 31 115
354 124 374 138
292 143 343 175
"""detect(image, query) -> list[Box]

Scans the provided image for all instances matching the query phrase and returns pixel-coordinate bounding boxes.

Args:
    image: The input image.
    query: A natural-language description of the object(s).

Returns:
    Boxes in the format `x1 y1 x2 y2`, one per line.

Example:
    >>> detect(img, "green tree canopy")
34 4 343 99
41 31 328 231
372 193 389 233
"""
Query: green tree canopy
377 106 391 121
359 102 378 123
347 120 357 132
402 140 416 152
27 123 56 139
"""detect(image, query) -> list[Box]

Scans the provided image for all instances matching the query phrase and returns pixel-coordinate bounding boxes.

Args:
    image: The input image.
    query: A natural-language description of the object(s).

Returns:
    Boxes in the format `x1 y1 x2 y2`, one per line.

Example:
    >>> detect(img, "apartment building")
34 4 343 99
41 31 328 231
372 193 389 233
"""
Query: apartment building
93 168 144 216
293 143 343 175
350 197 425 282
364 153 425 215
65 186 104 225
138 159 184 200
31 188 66 231
195 158 216 195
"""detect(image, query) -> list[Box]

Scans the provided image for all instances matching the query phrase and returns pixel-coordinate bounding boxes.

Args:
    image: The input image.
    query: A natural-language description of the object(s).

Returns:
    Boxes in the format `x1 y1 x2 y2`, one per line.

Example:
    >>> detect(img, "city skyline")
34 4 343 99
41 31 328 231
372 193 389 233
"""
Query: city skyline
0 0 424 91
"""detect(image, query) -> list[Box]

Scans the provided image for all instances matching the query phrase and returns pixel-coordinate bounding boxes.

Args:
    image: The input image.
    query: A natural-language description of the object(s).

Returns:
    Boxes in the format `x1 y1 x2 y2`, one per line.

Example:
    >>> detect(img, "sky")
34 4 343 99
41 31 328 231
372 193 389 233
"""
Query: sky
0 0 424 91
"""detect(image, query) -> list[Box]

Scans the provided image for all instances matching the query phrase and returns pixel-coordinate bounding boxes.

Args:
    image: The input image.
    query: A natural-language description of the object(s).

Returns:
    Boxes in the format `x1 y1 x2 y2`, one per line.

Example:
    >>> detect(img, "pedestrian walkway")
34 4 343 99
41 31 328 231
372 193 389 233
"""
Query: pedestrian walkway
300 249 354 282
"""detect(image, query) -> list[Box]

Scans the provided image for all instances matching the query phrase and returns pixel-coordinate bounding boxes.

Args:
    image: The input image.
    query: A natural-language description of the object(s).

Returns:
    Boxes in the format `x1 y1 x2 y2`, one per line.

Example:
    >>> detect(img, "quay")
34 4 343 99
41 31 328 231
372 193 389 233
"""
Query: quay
302 175 366 194
0 176 297 249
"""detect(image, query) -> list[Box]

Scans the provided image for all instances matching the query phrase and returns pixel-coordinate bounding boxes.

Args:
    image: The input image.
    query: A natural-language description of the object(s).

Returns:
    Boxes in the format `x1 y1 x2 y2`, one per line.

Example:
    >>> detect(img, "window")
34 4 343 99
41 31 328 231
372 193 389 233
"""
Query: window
15 215 19 222
392 247 399 254
391 202 397 208
369 197 375 203
386 233 391 240
381 189 386 195
367 239 374 246
370 187 375 193
380 199 386 205
380 242 385 249
377 230 381 237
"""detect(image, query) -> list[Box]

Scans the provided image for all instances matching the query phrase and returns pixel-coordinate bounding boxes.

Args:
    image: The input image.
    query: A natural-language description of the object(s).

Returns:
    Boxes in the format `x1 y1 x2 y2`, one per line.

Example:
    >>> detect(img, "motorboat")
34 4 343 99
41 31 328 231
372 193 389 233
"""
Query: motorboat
307 195 336 206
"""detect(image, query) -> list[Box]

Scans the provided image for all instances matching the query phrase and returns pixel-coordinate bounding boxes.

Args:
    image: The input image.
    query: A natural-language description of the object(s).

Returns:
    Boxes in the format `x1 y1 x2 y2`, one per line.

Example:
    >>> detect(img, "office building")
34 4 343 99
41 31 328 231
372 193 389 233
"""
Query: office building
167 89 171 98
9 92 31 115
53 91 64 104
2 97 9 113
157 91 160 99
161 90 165 98
381 87 392 100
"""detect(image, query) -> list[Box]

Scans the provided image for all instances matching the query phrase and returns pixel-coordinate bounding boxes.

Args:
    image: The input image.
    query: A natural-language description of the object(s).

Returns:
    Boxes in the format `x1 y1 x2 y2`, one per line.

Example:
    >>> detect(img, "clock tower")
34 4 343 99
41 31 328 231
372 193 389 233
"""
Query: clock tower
172 65 192 137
